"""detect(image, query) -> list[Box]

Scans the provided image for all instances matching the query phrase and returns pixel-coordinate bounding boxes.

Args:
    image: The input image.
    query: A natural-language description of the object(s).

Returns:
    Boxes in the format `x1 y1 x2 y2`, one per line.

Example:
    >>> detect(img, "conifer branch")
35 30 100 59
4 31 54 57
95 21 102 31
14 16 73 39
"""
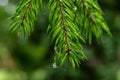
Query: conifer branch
9 0 111 68
21 0 32 26
9 0 42 37
75 0 111 43
81 0 96 24
58 0 71 54
48 0 86 68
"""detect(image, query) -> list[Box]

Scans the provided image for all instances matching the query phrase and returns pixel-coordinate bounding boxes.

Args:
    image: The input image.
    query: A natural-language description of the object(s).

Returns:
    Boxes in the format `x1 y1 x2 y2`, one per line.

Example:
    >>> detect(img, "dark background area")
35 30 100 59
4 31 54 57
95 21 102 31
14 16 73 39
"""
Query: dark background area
0 0 120 80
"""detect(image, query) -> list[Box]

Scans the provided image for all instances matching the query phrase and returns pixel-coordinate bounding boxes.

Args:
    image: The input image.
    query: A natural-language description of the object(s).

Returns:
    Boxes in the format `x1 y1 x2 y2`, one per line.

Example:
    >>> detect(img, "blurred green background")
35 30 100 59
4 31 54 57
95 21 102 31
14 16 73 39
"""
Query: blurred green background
0 0 120 80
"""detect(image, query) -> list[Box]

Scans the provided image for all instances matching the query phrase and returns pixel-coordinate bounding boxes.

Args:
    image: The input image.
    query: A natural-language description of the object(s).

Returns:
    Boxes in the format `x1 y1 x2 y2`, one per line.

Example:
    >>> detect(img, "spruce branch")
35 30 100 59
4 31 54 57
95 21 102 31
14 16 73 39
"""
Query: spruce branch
58 0 70 54
8 0 112 68
21 0 32 26
48 0 86 68
9 0 42 37
75 0 112 43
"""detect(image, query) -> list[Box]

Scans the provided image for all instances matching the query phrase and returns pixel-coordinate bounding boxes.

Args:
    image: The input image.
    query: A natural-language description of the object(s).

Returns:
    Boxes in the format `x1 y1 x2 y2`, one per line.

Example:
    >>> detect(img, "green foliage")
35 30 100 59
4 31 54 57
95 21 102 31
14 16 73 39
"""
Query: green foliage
75 0 112 43
9 0 42 37
48 0 86 68
9 0 111 68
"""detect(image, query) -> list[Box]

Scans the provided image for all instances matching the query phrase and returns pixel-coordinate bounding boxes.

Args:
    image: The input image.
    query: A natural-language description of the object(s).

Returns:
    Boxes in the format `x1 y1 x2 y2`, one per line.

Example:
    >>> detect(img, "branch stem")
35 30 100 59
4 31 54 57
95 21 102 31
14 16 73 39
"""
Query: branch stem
58 0 71 54
21 0 32 26
81 0 96 24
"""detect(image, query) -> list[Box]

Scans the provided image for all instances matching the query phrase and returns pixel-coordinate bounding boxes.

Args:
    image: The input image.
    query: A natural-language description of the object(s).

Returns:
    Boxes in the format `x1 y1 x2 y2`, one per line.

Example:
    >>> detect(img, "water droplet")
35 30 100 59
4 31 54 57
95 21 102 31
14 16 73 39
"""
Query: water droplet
53 63 57 68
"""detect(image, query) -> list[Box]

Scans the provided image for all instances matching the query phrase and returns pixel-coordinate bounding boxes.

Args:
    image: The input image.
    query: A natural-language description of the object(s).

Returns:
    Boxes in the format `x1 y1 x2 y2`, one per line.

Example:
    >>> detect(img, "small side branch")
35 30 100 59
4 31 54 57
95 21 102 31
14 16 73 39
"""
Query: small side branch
21 0 32 26
81 0 96 24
